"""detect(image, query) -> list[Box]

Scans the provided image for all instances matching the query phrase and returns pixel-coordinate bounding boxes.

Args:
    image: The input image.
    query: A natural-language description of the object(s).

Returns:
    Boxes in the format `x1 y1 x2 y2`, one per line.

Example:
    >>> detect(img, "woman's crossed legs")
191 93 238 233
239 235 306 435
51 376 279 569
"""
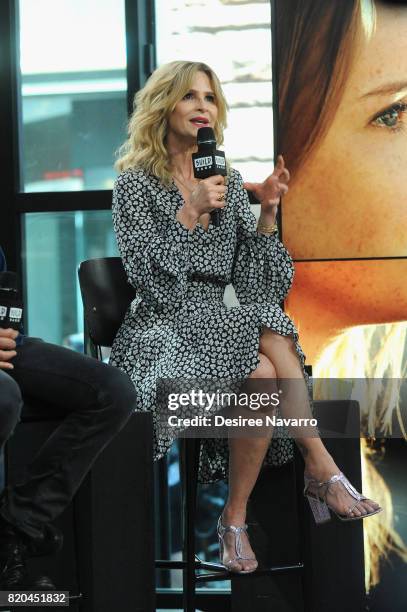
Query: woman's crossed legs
220 328 380 572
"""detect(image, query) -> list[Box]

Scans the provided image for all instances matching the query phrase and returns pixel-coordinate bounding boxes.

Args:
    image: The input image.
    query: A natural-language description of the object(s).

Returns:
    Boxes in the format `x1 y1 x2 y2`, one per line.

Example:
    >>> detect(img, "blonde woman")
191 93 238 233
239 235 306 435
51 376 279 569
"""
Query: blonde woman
276 0 407 589
109 60 381 573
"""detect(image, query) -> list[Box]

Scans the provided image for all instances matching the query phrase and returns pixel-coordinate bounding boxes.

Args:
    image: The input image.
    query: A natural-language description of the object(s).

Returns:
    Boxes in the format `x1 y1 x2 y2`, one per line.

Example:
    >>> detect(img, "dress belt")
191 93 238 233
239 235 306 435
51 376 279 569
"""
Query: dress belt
190 272 226 287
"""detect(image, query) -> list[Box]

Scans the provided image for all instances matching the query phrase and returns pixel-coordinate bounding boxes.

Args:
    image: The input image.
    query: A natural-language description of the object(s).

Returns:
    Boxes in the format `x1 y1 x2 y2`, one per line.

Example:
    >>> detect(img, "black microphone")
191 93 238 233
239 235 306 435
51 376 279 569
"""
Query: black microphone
192 127 227 227
0 271 23 332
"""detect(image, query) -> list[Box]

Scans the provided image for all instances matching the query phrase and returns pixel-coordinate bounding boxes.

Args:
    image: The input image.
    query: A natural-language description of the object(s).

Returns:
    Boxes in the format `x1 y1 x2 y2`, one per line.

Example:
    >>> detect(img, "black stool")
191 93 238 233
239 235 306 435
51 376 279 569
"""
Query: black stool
78 258 304 611
79 258 366 612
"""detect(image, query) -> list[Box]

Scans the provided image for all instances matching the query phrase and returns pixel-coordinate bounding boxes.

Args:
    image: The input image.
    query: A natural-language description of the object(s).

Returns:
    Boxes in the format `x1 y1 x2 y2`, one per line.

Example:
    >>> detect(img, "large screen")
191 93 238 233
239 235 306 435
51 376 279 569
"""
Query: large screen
275 0 407 606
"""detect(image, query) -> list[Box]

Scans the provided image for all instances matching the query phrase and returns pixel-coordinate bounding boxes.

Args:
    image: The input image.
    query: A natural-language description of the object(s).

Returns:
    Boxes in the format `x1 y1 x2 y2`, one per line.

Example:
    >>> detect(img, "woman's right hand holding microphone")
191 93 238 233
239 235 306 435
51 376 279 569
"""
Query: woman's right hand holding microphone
177 175 226 230
0 328 18 370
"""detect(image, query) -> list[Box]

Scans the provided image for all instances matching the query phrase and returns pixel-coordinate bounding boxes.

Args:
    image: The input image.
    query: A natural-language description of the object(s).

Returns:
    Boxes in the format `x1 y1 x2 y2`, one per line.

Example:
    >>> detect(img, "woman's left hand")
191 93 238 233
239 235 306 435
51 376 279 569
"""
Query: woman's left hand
243 154 290 221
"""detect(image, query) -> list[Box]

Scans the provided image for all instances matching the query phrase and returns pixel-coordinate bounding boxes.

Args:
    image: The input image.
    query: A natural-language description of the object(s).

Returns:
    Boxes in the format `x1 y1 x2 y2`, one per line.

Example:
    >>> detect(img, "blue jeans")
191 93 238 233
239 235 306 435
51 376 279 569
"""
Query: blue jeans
0 338 136 540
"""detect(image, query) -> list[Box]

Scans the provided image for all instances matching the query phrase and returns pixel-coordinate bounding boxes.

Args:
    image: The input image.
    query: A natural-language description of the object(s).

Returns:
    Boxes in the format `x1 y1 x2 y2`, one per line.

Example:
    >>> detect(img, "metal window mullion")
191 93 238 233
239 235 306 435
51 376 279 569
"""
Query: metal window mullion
125 0 157 116
0 0 22 275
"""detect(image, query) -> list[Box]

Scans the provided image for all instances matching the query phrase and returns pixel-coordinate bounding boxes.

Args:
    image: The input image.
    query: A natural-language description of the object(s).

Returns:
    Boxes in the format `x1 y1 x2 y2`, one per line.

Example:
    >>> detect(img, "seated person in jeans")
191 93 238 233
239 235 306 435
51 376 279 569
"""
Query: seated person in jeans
0 246 137 589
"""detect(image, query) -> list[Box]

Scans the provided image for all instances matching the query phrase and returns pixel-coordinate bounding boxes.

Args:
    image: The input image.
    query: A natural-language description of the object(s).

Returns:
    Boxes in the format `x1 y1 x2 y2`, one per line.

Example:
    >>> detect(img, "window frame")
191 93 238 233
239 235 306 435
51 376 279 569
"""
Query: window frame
0 0 156 277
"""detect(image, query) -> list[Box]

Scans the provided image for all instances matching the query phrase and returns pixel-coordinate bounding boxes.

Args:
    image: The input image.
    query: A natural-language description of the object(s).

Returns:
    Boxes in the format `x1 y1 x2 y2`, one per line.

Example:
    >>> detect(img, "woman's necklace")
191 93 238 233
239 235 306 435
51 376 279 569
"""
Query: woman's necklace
173 172 210 230
173 172 198 193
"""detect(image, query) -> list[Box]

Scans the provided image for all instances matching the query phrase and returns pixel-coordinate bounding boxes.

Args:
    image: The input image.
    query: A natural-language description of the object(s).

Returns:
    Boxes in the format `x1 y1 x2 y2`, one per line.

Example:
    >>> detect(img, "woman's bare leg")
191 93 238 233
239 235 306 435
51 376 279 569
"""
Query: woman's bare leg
258 328 380 517
221 327 380 572
221 353 277 572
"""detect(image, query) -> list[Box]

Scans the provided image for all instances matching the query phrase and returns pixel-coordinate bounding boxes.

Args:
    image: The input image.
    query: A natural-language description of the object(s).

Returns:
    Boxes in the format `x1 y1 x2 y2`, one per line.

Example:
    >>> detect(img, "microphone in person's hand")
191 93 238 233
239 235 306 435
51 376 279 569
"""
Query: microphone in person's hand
0 272 23 331
192 127 227 227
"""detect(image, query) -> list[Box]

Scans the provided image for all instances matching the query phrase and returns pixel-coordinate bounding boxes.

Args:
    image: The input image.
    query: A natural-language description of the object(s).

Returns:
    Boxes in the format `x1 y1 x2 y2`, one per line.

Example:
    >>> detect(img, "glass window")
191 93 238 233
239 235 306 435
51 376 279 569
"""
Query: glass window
23 211 118 347
155 0 274 182
18 0 127 193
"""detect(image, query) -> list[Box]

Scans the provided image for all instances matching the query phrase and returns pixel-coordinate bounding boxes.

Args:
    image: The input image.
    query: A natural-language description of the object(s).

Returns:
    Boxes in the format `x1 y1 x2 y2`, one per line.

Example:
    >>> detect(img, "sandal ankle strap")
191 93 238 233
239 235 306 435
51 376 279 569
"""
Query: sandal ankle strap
217 517 248 536
304 471 365 503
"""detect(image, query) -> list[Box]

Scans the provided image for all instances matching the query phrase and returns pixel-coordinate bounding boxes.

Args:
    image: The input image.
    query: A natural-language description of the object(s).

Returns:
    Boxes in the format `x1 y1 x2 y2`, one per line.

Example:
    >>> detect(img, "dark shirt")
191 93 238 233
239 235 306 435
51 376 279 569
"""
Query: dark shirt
0 246 24 344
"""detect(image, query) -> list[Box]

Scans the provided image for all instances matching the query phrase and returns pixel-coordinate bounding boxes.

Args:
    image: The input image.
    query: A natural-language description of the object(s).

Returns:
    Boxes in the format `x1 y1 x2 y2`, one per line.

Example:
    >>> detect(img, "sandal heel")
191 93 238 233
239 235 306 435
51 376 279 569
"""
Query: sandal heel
304 470 382 522
306 494 331 524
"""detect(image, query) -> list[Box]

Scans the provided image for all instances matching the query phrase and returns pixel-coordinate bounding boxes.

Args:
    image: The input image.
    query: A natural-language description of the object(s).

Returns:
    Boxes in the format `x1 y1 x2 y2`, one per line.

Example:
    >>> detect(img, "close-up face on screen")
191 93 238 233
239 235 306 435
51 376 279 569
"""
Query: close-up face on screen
275 1 407 609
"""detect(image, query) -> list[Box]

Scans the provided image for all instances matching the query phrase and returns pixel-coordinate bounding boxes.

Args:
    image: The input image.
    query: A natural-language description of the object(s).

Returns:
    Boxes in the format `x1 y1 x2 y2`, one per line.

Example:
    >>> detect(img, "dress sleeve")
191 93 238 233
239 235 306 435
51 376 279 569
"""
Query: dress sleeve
112 170 193 311
230 170 295 305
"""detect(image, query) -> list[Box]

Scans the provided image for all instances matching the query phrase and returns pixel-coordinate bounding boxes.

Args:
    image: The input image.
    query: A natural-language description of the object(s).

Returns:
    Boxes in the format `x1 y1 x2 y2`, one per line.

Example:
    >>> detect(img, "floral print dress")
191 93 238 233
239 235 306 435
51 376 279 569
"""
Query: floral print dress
109 166 310 483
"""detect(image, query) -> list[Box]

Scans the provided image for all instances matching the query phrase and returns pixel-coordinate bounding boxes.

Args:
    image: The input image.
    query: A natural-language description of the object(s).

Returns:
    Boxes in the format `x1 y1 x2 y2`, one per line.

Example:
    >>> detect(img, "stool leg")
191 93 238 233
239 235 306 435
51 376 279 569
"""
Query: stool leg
180 437 200 612
294 444 314 612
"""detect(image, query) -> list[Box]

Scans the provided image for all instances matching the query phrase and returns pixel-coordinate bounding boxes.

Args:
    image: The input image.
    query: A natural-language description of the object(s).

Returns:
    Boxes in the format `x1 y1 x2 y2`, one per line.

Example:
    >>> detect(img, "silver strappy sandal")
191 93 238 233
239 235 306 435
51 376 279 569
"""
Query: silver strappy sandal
304 471 382 523
217 516 258 574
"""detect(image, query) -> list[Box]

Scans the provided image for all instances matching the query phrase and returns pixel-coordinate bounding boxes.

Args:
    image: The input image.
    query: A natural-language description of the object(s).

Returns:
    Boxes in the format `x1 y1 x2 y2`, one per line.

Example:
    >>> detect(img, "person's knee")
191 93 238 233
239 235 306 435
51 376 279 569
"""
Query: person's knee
98 365 136 426
243 353 278 415
260 329 297 354
249 353 277 379
0 376 23 442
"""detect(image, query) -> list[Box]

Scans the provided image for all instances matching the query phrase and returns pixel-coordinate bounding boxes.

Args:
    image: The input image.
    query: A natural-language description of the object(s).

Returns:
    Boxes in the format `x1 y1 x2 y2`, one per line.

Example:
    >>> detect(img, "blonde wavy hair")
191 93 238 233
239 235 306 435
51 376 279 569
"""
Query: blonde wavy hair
115 61 228 185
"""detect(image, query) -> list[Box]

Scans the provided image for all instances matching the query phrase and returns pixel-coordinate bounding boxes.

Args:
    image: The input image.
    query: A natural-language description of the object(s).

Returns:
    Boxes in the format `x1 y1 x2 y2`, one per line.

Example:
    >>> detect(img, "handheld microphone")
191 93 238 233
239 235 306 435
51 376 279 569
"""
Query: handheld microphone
192 127 227 227
0 272 23 332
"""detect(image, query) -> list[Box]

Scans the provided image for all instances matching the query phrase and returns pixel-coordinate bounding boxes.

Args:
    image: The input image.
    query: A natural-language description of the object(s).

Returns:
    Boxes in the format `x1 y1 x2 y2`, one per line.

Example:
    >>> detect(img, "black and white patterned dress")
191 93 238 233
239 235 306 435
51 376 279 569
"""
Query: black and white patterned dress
109 166 310 483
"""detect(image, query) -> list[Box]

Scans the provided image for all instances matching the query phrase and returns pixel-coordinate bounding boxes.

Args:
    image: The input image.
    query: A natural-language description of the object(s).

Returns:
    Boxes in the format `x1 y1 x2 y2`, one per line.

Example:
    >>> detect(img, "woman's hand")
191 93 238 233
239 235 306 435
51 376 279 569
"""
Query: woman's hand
177 175 226 229
189 175 226 217
0 328 18 370
243 155 290 224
